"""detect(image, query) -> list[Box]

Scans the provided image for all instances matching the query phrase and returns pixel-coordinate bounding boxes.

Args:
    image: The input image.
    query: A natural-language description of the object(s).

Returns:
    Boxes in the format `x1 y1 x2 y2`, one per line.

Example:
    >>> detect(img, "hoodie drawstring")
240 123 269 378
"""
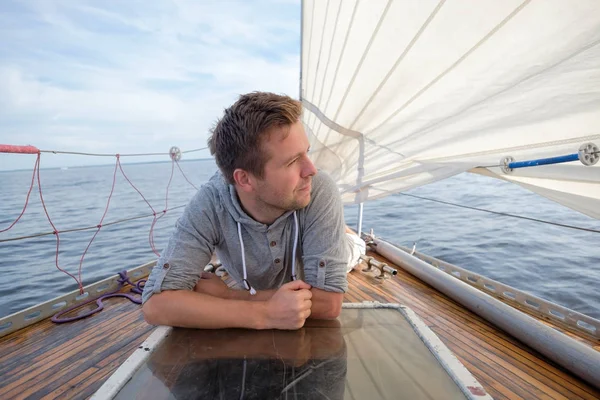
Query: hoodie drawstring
290 211 299 281
237 211 299 295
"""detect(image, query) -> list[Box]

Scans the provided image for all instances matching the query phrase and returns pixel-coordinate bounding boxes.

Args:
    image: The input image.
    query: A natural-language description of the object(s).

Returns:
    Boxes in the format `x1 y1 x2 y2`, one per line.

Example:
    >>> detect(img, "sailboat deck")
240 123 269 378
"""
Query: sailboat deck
0 252 598 400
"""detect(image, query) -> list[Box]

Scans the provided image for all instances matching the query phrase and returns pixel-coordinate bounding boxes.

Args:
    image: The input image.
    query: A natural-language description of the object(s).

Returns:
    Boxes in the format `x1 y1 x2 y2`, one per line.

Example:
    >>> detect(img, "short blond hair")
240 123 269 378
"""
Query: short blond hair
208 92 302 184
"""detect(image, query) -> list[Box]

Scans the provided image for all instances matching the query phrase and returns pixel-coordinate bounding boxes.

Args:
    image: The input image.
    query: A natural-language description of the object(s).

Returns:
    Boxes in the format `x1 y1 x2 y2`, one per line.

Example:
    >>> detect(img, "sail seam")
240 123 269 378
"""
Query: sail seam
348 0 446 130
332 0 393 123
299 0 304 100
304 0 317 101
313 1 359 149
328 0 394 200
382 39 600 150
308 0 331 128
367 0 533 135
311 0 342 131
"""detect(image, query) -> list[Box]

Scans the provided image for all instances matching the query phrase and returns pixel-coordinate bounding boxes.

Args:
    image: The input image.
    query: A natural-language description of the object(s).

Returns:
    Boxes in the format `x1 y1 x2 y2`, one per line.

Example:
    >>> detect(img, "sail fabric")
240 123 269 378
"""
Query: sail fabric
301 0 600 219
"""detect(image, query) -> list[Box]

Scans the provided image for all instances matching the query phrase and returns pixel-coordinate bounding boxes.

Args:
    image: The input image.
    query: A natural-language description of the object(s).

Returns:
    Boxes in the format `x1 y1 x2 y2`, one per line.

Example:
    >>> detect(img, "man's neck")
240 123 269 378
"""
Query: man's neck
235 187 284 225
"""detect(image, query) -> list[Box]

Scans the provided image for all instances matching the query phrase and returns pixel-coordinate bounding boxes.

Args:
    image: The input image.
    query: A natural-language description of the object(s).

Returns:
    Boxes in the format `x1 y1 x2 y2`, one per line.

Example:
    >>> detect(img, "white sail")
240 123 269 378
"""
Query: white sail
301 0 600 219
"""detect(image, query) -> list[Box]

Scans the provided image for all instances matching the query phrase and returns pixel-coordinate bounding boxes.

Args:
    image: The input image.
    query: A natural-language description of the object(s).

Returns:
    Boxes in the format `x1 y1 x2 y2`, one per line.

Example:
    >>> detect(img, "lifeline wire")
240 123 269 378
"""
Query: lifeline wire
399 192 600 234
0 205 187 243
36 146 208 157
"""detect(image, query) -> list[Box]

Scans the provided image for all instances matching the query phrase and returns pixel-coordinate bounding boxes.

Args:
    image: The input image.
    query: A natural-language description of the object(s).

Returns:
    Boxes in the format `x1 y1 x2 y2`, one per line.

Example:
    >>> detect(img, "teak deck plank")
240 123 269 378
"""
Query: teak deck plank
0 293 154 400
0 251 599 400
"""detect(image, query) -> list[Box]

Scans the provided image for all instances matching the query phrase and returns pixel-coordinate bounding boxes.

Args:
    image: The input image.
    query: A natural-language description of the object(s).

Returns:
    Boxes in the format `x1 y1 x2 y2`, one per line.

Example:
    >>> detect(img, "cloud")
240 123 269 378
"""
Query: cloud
0 0 301 170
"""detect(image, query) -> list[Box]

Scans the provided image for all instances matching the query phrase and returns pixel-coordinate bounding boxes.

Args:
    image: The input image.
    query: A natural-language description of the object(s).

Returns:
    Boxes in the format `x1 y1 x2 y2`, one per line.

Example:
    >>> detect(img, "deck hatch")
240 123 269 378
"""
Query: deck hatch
96 303 490 399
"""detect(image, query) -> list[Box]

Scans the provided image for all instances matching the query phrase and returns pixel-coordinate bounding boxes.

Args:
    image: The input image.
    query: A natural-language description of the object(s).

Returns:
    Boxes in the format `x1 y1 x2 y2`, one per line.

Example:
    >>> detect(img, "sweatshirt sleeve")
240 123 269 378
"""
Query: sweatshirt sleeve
301 172 349 293
142 189 219 304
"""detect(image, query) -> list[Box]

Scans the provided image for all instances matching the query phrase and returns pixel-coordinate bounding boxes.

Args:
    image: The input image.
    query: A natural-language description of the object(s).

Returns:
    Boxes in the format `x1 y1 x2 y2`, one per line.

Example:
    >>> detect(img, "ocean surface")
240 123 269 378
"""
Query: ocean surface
1 159 599 320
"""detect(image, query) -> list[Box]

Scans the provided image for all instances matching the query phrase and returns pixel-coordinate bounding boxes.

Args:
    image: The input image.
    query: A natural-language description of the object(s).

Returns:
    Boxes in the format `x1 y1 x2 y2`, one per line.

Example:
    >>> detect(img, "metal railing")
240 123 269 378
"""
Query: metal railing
395 244 600 340
0 261 155 338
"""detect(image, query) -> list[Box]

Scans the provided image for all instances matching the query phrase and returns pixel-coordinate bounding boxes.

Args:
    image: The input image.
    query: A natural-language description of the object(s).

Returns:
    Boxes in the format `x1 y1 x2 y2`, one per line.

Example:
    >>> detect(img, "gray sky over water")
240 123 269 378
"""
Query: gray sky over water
0 0 300 171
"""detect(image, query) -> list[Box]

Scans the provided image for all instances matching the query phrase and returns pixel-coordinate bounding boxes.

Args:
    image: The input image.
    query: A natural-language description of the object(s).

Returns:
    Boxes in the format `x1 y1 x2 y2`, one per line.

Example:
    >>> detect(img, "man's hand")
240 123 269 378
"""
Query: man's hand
194 272 230 299
264 280 312 330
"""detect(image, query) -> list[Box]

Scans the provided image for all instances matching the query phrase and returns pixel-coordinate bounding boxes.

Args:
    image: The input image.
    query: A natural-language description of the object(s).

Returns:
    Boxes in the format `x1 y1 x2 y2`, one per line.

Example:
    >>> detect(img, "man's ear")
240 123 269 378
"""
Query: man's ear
233 169 254 193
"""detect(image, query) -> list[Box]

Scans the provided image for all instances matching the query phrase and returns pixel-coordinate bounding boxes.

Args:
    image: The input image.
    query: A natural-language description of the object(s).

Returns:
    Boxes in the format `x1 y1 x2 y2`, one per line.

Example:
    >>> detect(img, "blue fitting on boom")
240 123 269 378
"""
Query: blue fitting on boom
501 142 598 174
508 154 579 169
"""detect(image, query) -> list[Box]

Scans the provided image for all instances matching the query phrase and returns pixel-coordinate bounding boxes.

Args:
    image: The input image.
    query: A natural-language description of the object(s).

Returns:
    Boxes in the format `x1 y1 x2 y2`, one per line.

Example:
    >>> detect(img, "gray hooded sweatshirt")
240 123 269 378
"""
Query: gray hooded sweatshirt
142 170 349 303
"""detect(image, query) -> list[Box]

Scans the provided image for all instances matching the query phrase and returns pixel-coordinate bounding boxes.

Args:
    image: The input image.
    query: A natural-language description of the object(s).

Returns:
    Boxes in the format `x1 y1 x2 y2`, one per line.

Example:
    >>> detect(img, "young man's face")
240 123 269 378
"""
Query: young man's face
254 120 317 213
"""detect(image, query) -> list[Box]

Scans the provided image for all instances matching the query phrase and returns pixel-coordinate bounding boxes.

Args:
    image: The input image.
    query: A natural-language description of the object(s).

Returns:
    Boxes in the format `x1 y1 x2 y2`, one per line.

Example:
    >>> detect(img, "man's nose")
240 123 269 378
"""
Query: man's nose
302 156 317 178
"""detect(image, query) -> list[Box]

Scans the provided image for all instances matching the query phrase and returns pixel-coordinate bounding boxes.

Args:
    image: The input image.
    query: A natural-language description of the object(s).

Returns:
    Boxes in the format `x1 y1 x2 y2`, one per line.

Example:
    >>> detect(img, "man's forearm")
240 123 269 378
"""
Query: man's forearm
230 286 342 319
143 290 267 329
228 288 276 301
308 288 343 319
145 282 342 330
145 280 313 330
194 273 276 301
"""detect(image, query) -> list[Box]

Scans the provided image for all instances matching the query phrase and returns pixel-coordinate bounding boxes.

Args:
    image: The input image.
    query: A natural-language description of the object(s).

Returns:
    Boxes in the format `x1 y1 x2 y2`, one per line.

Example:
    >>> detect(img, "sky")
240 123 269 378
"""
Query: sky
0 0 300 171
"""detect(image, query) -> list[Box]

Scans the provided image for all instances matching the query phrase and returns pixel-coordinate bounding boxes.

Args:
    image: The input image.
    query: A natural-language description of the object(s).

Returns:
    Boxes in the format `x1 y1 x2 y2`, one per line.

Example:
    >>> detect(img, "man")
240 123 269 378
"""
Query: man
142 92 364 330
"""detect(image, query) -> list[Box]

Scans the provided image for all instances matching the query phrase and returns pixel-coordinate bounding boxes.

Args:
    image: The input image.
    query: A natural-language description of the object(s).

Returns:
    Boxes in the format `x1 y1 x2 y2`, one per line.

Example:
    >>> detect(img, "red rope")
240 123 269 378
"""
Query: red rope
0 144 40 154
77 156 120 287
175 160 199 191
2 148 202 291
117 158 163 257
148 159 176 256
118 159 156 214
0 155 39 233
35 156 83 292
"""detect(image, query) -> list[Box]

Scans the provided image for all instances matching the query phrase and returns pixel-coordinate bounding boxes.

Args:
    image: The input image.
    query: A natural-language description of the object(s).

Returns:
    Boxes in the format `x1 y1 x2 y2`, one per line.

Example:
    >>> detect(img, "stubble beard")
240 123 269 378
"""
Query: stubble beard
259 189 311 215
255 177 312 218
274 193 310 213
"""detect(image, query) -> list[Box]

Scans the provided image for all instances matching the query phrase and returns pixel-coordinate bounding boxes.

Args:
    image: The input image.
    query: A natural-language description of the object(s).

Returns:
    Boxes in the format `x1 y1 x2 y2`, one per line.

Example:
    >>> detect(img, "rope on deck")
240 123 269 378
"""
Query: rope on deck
51 271 145 323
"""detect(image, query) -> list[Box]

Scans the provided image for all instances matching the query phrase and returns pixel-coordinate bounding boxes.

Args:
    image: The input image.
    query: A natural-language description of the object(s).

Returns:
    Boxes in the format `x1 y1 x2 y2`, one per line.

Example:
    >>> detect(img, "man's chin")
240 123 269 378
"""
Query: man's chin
296 195 311 209
286 196 310 211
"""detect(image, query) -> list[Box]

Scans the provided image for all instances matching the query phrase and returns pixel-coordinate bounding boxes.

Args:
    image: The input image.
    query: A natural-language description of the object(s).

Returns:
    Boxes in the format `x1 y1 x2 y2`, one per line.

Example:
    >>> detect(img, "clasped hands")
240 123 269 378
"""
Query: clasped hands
195 272 313 330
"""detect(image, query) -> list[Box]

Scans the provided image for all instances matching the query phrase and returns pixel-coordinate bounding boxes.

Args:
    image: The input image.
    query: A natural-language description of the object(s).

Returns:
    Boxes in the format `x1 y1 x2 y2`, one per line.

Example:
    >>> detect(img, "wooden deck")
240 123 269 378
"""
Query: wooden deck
0 251 599 399
347 253 600 400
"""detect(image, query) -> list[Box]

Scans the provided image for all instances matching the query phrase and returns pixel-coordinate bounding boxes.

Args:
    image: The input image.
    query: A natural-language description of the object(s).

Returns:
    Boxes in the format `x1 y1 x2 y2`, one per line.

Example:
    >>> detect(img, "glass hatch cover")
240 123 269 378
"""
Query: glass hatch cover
101 304 490 400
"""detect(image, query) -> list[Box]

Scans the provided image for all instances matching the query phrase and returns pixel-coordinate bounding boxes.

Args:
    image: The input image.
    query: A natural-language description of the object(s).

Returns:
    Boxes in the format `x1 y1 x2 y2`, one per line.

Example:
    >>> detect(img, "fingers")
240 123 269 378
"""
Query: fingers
298 289 312 301
283 279 312 291
303 307 311 320
289 307 311 330
267 281 313 330
289 297 311 328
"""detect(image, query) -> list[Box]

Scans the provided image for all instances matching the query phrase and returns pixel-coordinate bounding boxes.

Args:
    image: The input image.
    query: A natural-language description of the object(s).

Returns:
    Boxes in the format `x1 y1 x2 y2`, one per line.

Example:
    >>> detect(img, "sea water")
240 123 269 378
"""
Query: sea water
1 159 598 319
